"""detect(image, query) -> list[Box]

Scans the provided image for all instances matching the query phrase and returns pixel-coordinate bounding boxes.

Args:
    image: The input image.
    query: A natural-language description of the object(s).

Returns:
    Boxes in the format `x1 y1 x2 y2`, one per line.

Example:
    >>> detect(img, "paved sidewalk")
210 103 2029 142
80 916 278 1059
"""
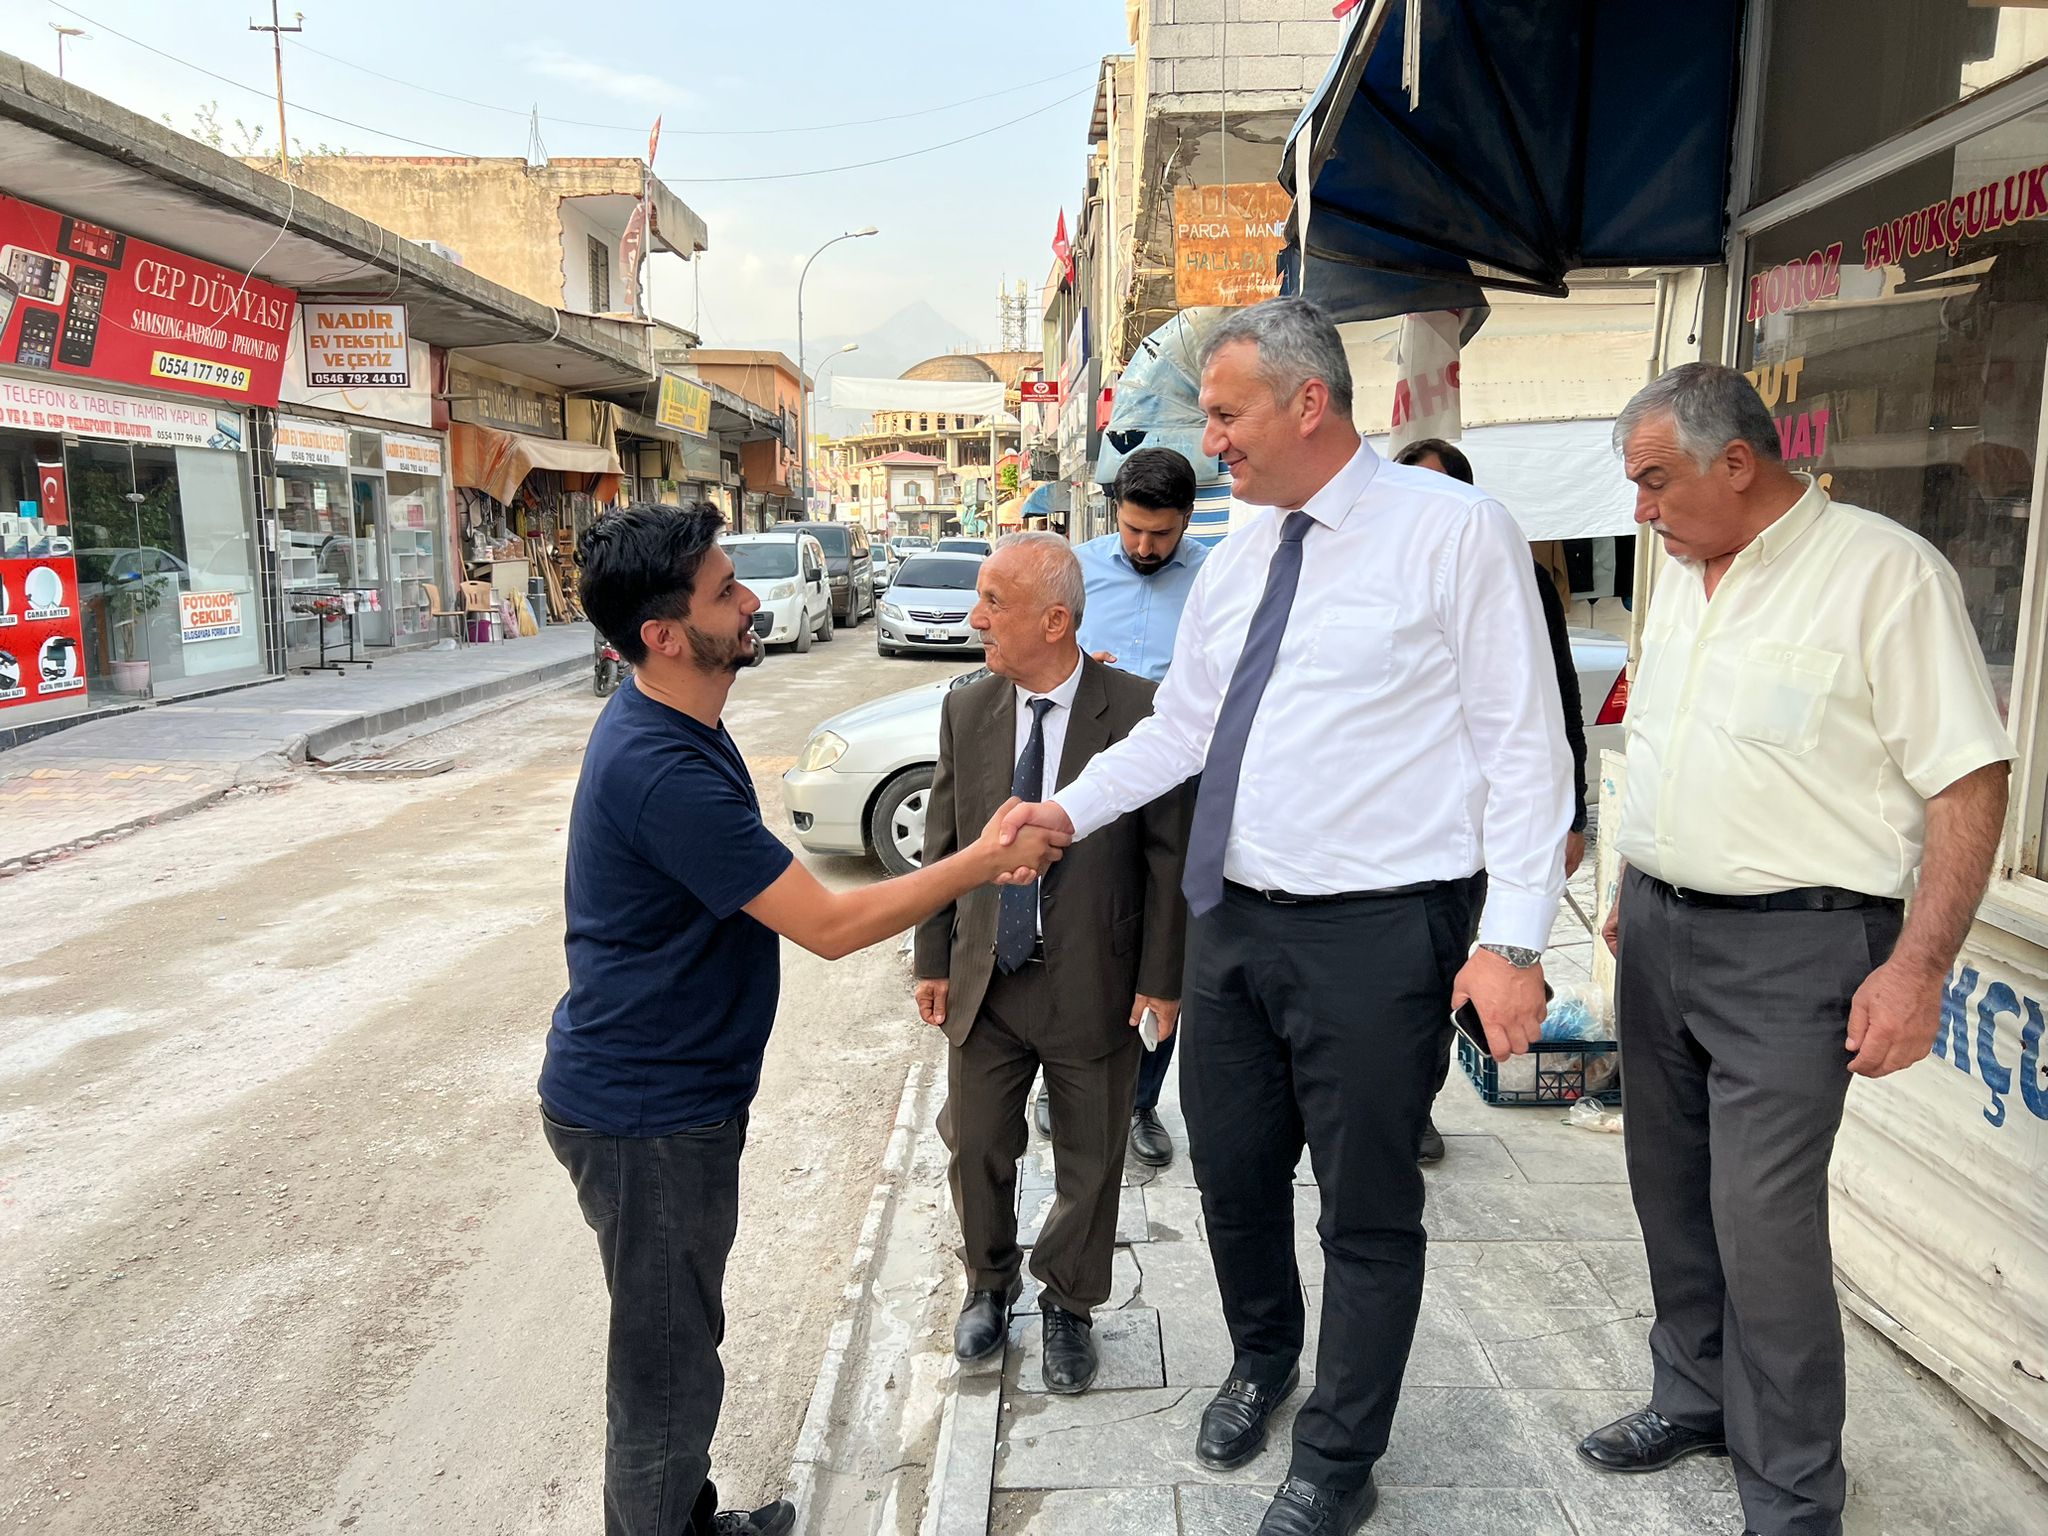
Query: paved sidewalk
0 624 592 867
920 866 2048 1536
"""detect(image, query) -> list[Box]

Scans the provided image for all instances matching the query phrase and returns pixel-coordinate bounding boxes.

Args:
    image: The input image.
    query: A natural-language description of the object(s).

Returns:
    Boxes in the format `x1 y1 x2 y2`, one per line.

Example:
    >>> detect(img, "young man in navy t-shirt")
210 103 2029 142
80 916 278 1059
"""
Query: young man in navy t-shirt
541 504 1062 1536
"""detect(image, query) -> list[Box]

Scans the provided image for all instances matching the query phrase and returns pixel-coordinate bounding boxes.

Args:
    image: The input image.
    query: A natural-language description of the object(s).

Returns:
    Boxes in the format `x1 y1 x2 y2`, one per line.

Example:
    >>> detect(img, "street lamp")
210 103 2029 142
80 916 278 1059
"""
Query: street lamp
808 343 859 518
795 226 878 514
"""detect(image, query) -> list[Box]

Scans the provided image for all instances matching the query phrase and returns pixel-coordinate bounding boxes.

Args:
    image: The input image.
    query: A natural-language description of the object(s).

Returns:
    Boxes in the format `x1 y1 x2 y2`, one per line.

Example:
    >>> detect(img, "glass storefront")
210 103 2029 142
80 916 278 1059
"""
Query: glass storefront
0 421 262 725
274 414 449 662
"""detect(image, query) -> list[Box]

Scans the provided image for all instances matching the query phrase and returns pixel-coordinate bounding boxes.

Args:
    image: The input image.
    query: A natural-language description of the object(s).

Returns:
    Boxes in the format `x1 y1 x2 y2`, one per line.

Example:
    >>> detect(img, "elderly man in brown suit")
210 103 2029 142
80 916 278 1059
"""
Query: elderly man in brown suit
915 532 1192 1393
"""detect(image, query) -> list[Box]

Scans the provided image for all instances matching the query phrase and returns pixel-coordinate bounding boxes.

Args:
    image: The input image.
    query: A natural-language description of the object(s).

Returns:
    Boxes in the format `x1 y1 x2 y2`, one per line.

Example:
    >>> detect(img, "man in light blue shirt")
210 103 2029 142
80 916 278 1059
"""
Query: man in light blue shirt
1051 446 1209 1168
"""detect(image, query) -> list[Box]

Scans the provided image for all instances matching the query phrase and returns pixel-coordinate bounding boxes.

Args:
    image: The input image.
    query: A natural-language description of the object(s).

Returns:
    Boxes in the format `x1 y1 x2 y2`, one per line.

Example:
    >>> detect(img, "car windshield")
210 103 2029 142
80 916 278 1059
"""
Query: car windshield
937 539 988 553
727 542 798 579
804 525 850 555
894 555 982 591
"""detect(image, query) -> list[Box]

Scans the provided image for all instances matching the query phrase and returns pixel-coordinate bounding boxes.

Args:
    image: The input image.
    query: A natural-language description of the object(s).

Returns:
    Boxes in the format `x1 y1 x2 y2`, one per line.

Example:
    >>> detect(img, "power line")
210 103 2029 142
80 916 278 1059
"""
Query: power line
55 2 1095 184
280 37 1097 138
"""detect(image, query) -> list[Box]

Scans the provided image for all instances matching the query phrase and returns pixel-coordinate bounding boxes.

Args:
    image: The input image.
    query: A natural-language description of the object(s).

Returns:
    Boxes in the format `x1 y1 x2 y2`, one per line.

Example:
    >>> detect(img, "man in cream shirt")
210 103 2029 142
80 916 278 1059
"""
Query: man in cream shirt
1585 364 2012 1536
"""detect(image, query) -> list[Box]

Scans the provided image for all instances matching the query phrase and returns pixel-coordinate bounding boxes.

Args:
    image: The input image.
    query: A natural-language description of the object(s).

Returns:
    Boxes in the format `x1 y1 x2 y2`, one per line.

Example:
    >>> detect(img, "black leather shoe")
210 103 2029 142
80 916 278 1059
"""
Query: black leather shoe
1130 1107 1174 1167
1577 1407 1728 1472
712 1500 796 1535
1417 1117 1445 1165
954 1277 1022 1362
1034 1089 1052 1137
1254 1476 1378 1535
1196 1365 1300 1469
1040 1303 1098 1394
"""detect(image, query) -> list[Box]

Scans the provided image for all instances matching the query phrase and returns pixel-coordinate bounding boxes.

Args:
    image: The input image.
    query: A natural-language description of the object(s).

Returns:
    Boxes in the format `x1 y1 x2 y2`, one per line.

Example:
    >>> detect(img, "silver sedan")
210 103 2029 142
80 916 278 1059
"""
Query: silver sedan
783 627 1629 877
875 552 986 658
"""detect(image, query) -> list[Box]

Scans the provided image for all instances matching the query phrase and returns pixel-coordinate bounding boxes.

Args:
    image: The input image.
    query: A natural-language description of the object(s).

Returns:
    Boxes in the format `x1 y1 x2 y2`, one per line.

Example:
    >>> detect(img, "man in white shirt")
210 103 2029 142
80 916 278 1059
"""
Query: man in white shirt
1001 298 1571 1536
913 534 1192 1395
1583 364 2011 1536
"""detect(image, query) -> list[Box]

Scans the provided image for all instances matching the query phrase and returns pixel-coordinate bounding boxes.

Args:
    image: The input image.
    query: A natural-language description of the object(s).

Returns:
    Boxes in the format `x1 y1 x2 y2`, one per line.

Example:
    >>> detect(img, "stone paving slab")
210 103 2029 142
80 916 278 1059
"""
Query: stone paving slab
990 1485 1176 1536
1009 1306 1164 1395
1176 1482 1577 1536
994 1386 1301 1491
1017 1183 1148 1247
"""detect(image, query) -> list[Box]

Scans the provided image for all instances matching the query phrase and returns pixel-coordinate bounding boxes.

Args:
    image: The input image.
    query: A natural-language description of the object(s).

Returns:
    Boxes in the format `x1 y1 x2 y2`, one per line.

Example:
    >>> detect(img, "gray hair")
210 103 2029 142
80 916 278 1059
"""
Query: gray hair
992 531 1086 622
1198 297 1355 415
1614 362 1783 471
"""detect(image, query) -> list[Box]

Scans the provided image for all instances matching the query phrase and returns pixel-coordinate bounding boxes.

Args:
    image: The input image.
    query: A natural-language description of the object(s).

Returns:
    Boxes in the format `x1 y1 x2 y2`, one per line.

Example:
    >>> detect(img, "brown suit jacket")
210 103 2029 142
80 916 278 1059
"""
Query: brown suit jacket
914 655 1193 1054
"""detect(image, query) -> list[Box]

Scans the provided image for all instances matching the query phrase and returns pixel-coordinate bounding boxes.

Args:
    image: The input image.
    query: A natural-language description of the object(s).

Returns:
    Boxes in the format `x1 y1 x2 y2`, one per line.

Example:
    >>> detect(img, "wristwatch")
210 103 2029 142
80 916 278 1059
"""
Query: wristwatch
1479 943 1542 969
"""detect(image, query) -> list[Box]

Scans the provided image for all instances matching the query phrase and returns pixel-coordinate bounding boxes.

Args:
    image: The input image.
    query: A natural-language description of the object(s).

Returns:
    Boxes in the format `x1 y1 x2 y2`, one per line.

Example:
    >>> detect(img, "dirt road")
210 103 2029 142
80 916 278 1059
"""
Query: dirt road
0 635 975 1534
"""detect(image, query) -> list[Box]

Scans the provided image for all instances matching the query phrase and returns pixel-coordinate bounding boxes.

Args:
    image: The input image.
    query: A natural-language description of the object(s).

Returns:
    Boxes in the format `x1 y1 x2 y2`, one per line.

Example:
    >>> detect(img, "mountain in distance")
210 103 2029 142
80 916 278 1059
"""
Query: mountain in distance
765 300 991 436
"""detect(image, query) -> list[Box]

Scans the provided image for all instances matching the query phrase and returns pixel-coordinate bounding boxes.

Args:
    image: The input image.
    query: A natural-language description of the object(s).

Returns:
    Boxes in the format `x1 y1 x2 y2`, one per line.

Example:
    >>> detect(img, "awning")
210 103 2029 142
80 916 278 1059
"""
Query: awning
1283 0 1744 322
1368 418 1636 541
451 422 622 505
1021 483 1057 521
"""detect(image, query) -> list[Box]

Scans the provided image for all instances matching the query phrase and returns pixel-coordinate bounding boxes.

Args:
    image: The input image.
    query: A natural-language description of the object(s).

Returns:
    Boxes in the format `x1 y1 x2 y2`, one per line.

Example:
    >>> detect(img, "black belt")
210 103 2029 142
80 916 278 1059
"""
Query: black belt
1225 878 1449 907
1642 873 1900 913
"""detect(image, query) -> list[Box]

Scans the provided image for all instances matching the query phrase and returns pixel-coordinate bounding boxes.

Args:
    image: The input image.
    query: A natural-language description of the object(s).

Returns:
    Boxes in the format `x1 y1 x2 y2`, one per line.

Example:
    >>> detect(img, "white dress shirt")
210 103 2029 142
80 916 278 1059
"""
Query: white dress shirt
1014 654 1084 932
1617 477 2013 896
1055 438 1572 951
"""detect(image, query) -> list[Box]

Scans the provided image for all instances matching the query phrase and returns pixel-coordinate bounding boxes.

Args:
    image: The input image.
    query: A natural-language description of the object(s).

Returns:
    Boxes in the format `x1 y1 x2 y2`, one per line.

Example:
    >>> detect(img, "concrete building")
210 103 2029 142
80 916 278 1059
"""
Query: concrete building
685 351 807 524
278 156 708 324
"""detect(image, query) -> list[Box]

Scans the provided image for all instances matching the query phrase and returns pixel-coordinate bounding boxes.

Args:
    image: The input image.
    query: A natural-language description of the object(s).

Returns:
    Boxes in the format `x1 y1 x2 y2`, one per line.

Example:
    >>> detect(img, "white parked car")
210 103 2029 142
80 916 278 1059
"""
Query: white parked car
725 531 834 653
785 627 1630 875
875 551 986 658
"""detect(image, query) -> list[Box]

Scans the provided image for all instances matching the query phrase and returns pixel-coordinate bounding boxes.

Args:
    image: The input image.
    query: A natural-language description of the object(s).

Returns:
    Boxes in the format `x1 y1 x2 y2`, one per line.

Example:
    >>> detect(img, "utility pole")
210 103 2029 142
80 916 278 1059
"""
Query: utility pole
49 24 88 80
249 3 303 180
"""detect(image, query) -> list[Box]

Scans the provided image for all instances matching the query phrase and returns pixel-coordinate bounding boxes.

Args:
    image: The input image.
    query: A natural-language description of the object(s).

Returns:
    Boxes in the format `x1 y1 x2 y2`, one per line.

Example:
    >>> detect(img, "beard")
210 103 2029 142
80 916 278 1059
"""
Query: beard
1129 551 1172 577
688 618 755 674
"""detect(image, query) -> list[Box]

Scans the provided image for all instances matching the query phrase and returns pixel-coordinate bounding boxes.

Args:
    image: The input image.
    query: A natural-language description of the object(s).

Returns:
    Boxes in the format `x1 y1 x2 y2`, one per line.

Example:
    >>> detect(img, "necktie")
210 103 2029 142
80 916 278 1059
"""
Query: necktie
1182 511 1316 917
995 697 1056 973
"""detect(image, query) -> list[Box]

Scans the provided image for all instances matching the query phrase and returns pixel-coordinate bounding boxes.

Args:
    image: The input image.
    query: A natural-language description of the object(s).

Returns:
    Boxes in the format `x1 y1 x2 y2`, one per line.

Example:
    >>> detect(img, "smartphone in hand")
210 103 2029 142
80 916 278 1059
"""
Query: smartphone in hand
1451 983 1555 1056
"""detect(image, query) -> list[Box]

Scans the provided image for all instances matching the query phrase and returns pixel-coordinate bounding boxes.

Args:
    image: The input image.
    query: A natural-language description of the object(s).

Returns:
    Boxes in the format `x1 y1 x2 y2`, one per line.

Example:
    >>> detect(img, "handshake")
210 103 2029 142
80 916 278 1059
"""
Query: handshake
969 798 1077 887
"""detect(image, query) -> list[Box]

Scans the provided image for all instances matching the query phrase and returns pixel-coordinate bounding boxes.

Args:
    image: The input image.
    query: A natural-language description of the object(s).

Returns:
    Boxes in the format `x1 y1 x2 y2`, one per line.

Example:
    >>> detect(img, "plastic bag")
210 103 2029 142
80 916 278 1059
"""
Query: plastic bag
1542 983 1614 1042
1567 1097 1624 1134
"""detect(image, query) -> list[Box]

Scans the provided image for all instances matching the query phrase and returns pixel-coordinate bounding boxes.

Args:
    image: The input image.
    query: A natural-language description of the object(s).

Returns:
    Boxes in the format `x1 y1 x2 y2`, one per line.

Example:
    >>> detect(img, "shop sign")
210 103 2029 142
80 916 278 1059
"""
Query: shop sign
280 334 433 427
0 376 245 450
1172 183 1291 308
0 555 86 709
178 589 244 644
1863 157 2048 269
1746 244 1844 321
1061 309 1089 393
448 367 565 439
656 372 712 436
680 434 721 481
301 303 410 388
274 414 349 468
0 193 294 406
1019 379 1062 403
382 431 443 477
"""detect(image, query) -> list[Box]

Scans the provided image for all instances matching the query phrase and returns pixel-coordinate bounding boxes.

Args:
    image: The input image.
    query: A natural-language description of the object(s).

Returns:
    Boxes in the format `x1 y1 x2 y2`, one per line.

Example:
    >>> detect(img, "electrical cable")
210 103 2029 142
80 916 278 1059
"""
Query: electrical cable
280 37 1097 137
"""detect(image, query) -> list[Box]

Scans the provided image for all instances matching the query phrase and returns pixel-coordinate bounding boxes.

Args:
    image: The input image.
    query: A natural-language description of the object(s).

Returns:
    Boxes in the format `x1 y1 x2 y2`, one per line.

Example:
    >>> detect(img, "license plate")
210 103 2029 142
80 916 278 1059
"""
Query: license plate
923 627 948 641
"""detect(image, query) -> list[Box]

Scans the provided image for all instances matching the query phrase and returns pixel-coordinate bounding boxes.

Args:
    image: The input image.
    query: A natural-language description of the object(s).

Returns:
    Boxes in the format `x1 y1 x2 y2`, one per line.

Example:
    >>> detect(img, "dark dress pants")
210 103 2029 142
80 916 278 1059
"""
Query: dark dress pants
1181 878 1473 1493
1133 1020 1176 1112
1616 868 1902 1536
544 1107 746 1536
940 961 1142 1316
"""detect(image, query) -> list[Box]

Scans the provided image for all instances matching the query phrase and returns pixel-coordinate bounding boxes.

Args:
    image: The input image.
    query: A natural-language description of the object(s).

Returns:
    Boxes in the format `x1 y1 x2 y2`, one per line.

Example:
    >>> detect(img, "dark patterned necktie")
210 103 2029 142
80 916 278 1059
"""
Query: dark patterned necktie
995 696 1055 973
1182 511 1315 916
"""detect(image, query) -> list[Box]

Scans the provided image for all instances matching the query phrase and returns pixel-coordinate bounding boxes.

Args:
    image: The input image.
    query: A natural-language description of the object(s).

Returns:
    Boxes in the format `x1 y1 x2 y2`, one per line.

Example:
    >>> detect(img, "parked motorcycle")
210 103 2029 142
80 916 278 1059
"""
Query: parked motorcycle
594 633 627 697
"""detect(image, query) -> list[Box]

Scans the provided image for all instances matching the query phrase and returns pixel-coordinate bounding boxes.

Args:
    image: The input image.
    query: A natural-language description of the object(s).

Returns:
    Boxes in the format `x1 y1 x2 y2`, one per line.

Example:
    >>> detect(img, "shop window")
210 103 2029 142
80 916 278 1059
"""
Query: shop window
1757 2 2048 204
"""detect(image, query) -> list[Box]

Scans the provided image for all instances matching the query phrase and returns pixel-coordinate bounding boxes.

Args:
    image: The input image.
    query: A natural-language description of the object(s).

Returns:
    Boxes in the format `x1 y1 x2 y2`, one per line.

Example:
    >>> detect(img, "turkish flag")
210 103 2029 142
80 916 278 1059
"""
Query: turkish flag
1052 210 1074 285
36 460 67 526
648 116 662 170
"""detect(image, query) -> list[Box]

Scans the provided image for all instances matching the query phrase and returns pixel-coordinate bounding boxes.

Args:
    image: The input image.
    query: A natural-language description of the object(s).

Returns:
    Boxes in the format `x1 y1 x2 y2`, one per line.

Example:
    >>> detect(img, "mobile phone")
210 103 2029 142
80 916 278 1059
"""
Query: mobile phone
1451 982 1556 1056
1139 1006 1162 1052
14 307 57 368
57 217 126 268
1 247 69 304
0 274 16 343
59 266 105 367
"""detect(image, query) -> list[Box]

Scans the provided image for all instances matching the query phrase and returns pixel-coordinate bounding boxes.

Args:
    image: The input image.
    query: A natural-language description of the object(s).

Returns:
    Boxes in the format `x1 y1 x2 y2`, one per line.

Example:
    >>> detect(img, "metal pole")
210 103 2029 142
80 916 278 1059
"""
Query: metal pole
794 228 877 516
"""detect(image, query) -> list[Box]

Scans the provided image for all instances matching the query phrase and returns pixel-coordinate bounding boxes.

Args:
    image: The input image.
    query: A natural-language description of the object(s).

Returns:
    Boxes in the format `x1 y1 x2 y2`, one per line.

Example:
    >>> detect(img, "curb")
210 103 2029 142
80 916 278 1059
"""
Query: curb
302 652 590 760
787 1059 933 1533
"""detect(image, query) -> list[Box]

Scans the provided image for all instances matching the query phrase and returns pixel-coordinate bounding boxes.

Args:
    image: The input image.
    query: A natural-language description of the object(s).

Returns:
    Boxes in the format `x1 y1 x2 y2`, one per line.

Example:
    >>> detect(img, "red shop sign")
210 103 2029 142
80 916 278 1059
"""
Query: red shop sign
1019 379 1062 403
0 556 88 711
0 194 295 407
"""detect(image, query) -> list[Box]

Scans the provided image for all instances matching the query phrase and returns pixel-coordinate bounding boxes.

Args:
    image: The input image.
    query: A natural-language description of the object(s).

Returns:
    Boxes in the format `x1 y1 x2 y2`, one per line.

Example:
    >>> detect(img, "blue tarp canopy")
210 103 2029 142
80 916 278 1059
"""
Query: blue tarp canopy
1282 0 1746 322
1021 483 1057 519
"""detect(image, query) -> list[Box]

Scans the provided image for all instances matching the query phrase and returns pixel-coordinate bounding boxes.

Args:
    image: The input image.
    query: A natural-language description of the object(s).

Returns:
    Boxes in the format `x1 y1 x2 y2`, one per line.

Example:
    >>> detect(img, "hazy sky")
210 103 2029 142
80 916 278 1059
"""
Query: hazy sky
0 0 1130 350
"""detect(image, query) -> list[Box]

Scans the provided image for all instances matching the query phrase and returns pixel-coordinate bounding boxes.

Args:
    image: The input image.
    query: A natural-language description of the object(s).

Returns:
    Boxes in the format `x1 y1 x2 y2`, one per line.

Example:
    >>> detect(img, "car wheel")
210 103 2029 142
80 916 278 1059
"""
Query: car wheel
834 599 850 629
868 766 934 876
793 619 812 654
816 606 835 642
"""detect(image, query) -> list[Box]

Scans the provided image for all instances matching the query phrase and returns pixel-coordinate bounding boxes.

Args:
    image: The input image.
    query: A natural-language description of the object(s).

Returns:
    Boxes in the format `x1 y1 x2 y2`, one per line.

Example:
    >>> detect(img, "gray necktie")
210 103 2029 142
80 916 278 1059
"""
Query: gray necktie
996 697 1055 973
1182 511 1315 917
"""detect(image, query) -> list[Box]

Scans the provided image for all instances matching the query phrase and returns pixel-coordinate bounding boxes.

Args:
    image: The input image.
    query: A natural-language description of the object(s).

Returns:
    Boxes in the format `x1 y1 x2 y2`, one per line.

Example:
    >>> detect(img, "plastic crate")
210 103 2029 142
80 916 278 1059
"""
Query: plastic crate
1457 1035 1622 1107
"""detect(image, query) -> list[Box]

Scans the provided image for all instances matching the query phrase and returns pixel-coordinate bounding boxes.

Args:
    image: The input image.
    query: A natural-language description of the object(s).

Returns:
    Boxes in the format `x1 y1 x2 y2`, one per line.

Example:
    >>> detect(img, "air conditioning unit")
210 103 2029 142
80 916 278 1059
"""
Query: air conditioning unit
417 239 466 268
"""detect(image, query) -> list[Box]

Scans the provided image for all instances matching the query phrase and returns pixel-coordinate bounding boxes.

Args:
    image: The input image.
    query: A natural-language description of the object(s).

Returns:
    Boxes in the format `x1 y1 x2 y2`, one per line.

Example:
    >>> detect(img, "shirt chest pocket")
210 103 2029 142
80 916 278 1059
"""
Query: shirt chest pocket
1722 640 1841 756
1299 604 1399 693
